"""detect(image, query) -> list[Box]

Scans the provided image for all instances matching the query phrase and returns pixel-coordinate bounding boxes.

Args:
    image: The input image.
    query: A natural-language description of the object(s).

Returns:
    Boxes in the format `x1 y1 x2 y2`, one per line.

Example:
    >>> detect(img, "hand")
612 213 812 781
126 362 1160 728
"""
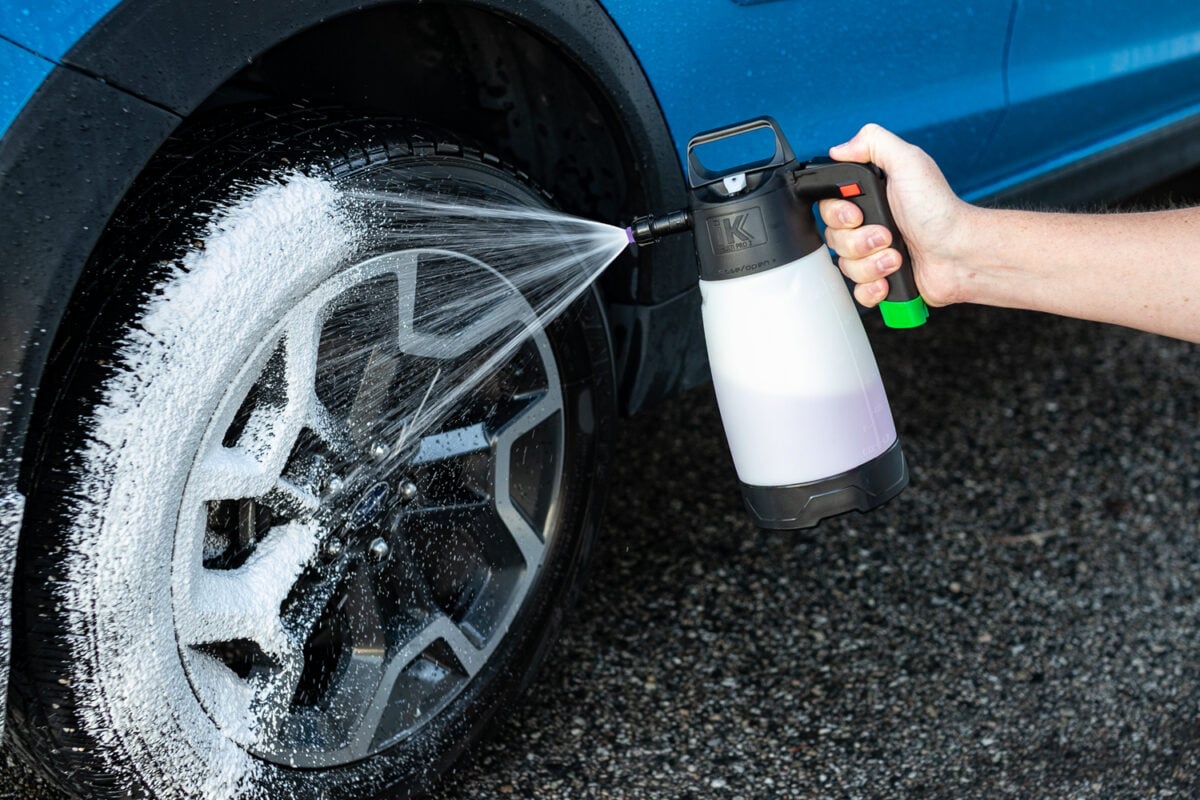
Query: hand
818 124 973 308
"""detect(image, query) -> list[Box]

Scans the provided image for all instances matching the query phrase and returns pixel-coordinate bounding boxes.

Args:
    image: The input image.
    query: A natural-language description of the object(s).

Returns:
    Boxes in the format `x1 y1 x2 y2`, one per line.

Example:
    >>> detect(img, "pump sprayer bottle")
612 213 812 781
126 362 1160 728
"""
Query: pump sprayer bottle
628 117 927 529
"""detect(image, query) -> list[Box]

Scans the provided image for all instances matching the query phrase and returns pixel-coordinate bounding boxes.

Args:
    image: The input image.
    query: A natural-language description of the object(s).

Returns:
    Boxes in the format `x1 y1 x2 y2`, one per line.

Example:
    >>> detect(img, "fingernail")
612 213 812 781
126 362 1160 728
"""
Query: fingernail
838 207 855 225
876 252 897 273
867 232 886 250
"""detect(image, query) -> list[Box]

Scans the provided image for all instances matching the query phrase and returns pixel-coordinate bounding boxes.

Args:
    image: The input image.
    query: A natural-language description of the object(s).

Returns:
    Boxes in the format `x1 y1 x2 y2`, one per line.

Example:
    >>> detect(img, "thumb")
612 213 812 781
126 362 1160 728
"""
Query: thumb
829 123 906 170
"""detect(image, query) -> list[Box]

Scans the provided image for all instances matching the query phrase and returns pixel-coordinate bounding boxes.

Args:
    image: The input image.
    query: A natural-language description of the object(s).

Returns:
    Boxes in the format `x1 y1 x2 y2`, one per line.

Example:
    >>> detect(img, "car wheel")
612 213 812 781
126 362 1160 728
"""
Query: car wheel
9 112 614 799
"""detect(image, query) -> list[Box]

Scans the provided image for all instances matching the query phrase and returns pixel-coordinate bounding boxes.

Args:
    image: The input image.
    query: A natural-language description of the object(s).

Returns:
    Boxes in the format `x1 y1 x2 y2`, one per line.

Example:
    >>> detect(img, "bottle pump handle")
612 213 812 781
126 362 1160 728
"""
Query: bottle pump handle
792 159 929 329
686 116 796 190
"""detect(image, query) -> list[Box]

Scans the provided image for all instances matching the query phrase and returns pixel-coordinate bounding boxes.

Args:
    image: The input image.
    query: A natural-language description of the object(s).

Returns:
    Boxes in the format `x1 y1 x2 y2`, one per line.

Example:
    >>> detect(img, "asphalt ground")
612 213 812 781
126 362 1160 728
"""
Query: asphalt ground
423 306 1200 800
5 176 1200 799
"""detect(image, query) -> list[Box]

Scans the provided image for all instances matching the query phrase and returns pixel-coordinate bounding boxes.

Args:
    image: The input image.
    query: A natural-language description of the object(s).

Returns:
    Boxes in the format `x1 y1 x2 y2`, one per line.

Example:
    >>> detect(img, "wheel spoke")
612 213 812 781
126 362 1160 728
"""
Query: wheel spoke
280 554 350 653
312 566 390 740
177 520 319 659
235 322 317 478
405 393 551 484
493 391 560 563
249 646 307 745
411 421 490 465
405 500 524 569
308 399 358 462
393 253 526 359
192 453 319 518
346 345 399 453
388 533 440 615
190 444 279 503
193 318 324 503
260 476 322 519
399 499 530 650
338 613 483 761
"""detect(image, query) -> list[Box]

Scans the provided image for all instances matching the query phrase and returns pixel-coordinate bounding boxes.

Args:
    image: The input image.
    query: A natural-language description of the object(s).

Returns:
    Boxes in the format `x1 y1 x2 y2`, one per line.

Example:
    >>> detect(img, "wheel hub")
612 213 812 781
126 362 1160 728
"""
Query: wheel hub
347 480 391 529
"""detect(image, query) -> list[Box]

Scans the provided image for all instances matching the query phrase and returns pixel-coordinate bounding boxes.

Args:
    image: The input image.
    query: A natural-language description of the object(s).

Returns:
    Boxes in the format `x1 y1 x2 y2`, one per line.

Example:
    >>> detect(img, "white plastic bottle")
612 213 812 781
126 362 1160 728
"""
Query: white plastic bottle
629 118 919 528
683 119 918 528
700 244 897 490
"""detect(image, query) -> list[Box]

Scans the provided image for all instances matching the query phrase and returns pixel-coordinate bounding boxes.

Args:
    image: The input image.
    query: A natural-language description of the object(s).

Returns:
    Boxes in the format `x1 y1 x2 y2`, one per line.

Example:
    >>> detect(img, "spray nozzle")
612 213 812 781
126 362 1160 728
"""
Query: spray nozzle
626 210 692 246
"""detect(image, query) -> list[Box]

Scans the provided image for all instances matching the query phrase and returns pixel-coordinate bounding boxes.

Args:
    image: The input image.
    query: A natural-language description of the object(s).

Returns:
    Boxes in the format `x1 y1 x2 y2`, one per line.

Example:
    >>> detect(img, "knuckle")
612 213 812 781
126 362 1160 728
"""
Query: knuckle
825 228 849 253
838 255 871 283
854 284 880 307
853 228 882 257
820 199 859 228
817 199 840 226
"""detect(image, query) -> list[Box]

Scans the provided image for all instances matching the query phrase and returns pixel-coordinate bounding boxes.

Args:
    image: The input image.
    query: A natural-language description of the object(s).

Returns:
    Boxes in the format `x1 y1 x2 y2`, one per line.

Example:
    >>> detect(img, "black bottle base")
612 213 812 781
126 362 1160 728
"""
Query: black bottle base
739 439 908 530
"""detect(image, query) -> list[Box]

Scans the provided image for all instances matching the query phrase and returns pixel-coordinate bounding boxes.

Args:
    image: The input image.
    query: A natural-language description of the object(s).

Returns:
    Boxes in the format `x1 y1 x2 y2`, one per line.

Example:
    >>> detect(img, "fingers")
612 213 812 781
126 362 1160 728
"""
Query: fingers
826 223 892 260
840 247 902 290
853 278 890 308
820 198 902 288
818 197 863 229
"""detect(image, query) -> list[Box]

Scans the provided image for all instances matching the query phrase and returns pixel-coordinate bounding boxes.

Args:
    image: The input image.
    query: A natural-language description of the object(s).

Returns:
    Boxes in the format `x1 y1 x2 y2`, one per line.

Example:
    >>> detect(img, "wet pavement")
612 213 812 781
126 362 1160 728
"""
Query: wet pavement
5 187 1200 799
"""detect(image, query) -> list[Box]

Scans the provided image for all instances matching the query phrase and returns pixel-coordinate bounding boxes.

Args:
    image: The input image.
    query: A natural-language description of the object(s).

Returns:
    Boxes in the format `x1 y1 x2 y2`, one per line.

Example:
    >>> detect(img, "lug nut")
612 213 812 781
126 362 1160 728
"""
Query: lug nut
324 537 344 561
398 480 418 502
368 537 391 561
323 476 344 497
370 441 388 461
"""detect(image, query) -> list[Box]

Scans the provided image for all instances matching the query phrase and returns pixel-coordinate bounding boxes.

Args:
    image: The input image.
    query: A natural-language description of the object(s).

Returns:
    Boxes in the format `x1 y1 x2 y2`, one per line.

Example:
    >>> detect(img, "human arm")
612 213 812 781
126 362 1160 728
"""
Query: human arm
818 123 1200 343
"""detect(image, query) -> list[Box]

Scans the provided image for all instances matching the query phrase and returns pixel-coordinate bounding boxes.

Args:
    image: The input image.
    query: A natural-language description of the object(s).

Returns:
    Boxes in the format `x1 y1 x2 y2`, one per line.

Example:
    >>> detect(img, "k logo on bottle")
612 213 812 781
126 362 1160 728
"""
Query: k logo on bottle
706 206 767 255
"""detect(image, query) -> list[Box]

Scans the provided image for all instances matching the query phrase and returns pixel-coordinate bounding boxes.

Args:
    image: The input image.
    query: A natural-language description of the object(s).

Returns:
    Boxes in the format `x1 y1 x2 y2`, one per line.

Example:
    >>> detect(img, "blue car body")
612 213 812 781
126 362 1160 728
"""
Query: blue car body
7 1 1200 196
2 0 1200 792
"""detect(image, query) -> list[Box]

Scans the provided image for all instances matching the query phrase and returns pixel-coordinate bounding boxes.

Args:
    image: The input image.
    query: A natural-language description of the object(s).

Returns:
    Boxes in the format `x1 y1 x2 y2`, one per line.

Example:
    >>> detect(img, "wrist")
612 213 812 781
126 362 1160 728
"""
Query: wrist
912 199 983 307
947 203 988 304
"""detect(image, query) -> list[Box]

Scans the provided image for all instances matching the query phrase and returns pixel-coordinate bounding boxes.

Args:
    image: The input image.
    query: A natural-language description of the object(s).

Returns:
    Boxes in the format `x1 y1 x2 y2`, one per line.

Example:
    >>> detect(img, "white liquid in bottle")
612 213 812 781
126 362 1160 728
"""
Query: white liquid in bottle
700 245 898 487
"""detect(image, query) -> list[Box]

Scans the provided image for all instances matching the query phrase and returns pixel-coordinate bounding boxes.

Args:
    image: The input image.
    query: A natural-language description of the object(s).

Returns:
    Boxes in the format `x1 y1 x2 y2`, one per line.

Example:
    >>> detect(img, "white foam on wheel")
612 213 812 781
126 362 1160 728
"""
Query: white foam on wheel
62 174 355 799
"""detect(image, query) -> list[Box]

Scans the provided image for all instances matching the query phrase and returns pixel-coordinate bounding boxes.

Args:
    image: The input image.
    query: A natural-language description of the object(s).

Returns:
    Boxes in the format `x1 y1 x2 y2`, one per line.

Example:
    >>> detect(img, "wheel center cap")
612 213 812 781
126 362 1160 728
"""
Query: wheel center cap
348 480 390 529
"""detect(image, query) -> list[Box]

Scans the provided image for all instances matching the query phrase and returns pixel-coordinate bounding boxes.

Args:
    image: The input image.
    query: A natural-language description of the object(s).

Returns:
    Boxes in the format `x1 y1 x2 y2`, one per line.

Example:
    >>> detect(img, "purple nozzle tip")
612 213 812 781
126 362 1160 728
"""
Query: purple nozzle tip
627 210 690 247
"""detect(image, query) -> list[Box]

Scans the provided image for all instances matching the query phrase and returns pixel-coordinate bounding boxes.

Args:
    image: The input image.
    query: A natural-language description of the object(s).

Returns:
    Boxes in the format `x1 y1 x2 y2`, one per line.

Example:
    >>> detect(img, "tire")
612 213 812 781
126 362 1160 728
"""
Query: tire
9 111 615 799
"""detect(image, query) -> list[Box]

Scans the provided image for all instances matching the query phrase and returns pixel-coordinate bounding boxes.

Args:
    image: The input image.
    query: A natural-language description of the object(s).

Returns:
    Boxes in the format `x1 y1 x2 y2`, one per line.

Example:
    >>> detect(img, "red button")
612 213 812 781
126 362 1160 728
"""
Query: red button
838 182 863 198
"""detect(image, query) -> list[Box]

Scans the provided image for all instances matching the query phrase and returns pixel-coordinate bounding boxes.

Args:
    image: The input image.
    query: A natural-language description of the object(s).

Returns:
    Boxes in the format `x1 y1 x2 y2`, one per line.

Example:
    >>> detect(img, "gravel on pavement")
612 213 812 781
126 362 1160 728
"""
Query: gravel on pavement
427 304 1200 800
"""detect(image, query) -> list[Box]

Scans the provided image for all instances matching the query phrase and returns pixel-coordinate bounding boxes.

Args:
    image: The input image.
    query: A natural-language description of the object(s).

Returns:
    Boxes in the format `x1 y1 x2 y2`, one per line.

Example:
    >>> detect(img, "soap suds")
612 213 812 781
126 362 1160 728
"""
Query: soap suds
0 488 22 740
62 174 354 799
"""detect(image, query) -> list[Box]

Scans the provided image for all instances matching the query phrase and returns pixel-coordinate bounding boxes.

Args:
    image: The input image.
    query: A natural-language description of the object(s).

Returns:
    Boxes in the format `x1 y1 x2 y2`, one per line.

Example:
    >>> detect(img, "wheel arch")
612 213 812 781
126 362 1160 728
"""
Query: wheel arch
0 0 691 738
